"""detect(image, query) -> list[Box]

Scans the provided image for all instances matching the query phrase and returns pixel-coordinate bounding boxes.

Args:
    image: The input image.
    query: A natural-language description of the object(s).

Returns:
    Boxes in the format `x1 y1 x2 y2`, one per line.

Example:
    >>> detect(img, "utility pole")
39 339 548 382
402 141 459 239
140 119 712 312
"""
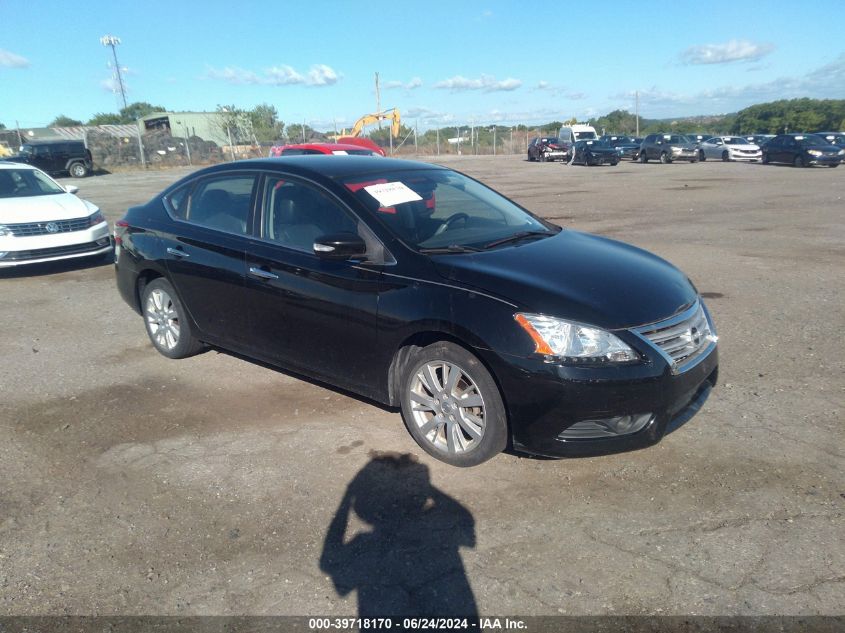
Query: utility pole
414 120 418 154
375 72 381 129
510 127 514 154
492 126 497 155
635 90 640 137
436 127 440 155
100 35 128 110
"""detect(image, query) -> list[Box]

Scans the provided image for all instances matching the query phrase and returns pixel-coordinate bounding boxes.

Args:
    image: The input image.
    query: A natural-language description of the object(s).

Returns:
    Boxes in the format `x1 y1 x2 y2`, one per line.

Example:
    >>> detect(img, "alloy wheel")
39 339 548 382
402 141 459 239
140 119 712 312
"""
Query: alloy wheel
145 288 181 351
409 360 486 455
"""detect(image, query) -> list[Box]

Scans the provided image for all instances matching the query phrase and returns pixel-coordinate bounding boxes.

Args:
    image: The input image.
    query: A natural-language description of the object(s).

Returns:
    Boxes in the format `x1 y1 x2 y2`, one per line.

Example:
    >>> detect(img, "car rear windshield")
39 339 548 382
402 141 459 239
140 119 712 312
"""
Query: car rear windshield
339 168 556 250
798 135 827 146
0 168 65 198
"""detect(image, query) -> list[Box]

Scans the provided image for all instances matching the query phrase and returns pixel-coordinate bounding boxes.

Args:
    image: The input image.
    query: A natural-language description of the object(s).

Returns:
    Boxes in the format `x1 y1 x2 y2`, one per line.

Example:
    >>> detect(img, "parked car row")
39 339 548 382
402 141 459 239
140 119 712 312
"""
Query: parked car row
527 132 845 167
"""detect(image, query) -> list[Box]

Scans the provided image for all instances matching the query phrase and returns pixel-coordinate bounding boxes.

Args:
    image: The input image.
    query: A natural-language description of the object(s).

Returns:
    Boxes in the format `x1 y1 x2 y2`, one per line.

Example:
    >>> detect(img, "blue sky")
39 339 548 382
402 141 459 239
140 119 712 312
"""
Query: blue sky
2 0 844 130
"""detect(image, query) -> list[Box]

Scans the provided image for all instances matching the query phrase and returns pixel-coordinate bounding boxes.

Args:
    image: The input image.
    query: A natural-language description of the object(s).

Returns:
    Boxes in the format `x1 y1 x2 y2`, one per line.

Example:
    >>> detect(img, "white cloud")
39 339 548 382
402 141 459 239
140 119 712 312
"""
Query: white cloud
384 77 423 90
535 81 585 100
307 64 339 86
206 64 341 87
0 48 30 68
434 74 522 92
681 39 775 65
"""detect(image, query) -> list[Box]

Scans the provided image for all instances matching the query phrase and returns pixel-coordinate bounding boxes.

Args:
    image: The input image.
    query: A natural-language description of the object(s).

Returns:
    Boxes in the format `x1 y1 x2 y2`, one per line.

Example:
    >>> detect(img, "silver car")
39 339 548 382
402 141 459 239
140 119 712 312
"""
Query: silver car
698 136 761 162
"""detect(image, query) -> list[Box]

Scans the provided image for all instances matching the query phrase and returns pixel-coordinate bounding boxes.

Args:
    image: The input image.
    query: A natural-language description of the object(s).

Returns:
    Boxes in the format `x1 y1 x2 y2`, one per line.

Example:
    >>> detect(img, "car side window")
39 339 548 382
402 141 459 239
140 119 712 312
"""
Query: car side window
187 174 256 235
262 176 358 253
165 184 191 220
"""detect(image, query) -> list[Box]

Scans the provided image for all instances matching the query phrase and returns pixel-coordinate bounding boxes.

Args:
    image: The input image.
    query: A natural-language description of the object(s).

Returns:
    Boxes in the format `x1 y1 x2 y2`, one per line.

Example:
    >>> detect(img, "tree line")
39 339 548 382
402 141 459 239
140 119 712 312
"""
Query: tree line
6 98 843 146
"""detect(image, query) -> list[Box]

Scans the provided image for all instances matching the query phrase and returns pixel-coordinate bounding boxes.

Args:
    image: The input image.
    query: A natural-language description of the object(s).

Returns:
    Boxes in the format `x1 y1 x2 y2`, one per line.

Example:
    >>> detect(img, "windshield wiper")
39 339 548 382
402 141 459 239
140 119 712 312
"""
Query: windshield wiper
419 244 482 254
482 230 553 250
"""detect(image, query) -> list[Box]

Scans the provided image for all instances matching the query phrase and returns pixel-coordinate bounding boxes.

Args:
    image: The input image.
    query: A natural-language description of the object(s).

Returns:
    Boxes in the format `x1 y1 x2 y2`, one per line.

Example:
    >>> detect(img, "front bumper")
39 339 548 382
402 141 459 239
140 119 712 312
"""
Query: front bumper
729 151 761 161
0 222 112 267
807 154 842 166
487 334 719 458
586 153 619 165
543 150 569 161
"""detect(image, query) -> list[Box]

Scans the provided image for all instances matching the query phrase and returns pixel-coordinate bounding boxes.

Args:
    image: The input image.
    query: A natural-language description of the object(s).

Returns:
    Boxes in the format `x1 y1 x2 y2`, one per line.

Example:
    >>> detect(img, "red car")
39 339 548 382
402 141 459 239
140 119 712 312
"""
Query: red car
269 141 385 157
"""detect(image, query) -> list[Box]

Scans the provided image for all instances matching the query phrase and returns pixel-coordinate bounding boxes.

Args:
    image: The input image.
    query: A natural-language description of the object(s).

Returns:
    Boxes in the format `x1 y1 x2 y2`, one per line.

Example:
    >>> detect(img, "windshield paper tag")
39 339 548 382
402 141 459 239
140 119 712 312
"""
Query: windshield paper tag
363 182 422 207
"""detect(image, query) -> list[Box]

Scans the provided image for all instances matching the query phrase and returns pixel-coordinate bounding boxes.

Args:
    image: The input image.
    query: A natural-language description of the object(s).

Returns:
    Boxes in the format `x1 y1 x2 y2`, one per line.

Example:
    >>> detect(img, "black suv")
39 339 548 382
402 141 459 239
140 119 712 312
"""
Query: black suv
639 134 698 163
11 140 93 177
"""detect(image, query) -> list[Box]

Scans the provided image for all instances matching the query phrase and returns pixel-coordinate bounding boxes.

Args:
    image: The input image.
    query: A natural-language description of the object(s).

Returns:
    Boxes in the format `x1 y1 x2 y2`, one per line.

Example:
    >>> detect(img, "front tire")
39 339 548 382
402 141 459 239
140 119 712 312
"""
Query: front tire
762 153 769 164
722 150 730 162
660 152 671 164
699 150 706 161
794 155 805 168
640 151 648 163
142 278 203 359
400 342 507 467
68 162 88 178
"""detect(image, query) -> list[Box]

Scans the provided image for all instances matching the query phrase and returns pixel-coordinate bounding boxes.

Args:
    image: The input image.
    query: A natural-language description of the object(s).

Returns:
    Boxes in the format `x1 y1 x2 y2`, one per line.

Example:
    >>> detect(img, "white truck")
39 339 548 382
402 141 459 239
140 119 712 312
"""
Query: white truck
557 123 598 144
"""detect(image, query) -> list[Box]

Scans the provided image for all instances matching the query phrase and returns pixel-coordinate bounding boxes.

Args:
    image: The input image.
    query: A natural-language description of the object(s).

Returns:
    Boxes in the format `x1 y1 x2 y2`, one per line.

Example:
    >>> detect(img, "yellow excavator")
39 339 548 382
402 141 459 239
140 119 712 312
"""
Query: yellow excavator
343 108 401 138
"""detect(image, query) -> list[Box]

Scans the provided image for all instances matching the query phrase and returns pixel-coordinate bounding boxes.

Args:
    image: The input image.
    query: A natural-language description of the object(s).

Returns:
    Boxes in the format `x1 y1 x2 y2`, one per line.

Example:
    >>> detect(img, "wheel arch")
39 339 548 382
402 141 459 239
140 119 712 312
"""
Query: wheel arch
386 329 509 420
134 268 165 313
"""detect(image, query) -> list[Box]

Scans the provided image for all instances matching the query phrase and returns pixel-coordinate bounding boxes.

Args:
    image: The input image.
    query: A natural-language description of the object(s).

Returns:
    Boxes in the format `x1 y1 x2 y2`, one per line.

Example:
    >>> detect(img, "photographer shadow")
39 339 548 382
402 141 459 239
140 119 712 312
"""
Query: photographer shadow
320 453 478 621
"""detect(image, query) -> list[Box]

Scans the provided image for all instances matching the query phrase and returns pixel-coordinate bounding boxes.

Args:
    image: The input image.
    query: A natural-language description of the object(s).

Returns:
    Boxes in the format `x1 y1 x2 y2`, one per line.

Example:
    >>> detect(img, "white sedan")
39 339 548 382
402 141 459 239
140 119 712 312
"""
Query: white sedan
0 162 112 267
698 136 761 162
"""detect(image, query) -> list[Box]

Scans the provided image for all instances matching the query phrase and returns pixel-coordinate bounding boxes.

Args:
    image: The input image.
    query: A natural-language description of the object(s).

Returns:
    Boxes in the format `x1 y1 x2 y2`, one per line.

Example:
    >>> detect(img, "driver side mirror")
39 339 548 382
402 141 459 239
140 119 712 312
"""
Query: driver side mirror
313 233 367 260
65 185 79 194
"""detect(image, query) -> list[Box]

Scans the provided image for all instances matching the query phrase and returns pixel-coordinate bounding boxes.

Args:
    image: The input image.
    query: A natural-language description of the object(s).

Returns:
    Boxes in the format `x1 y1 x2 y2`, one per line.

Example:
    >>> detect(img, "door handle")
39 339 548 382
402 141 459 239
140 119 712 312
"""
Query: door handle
249 266 279 280
166 247 189 258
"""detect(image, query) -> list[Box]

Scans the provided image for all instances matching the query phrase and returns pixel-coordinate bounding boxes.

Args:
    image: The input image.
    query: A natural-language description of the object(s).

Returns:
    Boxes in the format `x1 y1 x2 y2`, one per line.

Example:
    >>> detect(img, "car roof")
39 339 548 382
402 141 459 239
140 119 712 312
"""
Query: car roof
191 156 448 180
0 161 37 170
279 142 380 152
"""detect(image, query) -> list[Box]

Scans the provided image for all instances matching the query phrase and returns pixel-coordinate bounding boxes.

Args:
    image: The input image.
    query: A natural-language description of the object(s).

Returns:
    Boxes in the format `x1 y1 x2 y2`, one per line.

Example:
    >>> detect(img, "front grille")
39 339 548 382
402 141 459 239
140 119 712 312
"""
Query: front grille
2 240 109 261
5 217 91 237
635 301 714 371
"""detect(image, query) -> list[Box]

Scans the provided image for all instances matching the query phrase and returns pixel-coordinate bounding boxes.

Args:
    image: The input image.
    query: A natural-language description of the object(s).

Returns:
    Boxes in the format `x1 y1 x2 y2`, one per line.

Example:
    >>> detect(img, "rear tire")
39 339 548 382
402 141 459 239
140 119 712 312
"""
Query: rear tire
68 162 88 178
829 163 839 168
141 278 203 359
400 342 507 467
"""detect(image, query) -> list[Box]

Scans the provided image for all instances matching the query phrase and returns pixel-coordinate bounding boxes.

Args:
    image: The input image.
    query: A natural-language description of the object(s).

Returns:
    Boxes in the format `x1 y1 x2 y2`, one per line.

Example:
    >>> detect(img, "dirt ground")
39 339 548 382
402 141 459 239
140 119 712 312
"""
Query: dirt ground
0 156 842 617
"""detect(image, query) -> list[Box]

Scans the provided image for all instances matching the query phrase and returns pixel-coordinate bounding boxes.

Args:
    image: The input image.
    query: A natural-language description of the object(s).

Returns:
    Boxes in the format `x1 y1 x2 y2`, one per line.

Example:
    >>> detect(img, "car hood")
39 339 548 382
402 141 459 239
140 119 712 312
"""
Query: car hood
0 193 96 224
585 146 617 153
432 230 697 330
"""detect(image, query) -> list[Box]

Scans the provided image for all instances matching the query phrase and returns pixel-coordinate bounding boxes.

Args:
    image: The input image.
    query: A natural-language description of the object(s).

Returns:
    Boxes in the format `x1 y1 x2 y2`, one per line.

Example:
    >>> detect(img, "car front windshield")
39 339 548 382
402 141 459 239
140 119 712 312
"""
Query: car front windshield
340 168 557 250
666 135 688 144
0 168 66 198
724 137 749 145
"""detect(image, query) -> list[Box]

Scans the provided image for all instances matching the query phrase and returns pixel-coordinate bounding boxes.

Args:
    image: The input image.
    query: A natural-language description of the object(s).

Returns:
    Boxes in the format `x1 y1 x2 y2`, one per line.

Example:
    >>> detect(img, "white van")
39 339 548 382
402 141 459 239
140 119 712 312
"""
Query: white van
558 124 598 144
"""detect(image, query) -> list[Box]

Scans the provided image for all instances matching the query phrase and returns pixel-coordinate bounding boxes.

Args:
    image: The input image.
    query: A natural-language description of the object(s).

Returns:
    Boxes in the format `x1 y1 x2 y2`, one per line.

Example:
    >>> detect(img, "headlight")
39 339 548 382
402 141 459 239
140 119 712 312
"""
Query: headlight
838 149 845 156
807 150 822 157
515 313 639 363
0 225 11 237
88 210 106 226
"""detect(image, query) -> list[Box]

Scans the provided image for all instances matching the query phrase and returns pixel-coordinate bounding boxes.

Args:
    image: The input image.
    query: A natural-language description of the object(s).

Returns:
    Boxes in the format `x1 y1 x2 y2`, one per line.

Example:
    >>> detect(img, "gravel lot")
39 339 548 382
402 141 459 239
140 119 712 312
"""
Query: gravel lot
1 156 843 617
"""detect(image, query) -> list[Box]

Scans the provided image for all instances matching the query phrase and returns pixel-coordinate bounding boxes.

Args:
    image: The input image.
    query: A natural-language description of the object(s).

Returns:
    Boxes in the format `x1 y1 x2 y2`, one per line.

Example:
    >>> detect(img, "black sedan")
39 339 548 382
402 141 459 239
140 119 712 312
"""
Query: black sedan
115 157 718 466
761 134 843 167
599 135 641 160
571 140 620 166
